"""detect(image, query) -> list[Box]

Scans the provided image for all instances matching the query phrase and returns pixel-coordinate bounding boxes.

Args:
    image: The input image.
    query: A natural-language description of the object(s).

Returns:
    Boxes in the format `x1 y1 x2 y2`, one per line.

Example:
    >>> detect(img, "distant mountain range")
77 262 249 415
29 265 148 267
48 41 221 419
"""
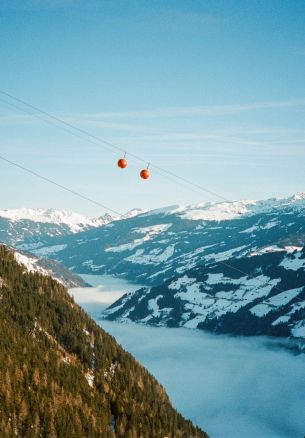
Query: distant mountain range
1 194 305 342
0 208 110 248
0 207 145 248
0 207 144 287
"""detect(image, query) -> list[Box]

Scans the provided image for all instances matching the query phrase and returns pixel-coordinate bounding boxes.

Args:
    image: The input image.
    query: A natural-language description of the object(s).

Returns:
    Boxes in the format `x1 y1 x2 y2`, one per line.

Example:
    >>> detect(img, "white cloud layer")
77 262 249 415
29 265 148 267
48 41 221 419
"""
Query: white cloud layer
69 274 142 305
99 321 305 438
70 277 305 437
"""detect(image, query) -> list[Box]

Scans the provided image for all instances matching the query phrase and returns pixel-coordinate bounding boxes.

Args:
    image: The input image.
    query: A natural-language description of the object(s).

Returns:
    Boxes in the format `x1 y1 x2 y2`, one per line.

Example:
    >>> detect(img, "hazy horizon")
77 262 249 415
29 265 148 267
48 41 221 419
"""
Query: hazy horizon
2 190 305 220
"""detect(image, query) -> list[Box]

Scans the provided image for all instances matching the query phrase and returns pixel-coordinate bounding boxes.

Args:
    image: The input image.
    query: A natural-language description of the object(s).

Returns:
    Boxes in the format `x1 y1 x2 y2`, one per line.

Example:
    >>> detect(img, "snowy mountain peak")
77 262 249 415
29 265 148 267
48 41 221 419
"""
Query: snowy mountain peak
0 208 109 232
143 193 305 222
95 213 118 224
3 193 304 231
123 208 148 219
0 207 148 232
142 200 262 221
289 192 305 202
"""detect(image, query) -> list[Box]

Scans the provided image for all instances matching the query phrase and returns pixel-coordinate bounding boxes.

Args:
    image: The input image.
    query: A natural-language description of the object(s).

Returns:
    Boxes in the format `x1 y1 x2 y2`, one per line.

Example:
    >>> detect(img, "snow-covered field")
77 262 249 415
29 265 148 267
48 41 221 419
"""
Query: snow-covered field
70 275 305 438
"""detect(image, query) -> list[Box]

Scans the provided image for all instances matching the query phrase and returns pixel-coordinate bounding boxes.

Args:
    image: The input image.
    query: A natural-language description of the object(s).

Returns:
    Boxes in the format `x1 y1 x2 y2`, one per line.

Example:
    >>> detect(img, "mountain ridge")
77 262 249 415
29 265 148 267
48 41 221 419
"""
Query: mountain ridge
2 193 305 342
0 208 114 232
13 248 87 288
3 192 305 227
0 207 145 248
103 248 305 344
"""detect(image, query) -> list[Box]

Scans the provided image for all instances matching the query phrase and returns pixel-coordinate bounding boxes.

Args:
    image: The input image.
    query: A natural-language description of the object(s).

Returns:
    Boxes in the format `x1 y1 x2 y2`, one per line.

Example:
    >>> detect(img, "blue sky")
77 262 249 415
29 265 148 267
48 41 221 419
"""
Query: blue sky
0 0 304 217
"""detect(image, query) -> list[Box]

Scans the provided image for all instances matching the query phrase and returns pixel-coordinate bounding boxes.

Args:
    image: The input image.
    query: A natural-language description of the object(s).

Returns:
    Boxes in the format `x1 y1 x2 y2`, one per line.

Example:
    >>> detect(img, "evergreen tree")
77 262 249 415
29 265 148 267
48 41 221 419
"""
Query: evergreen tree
0 245 208 437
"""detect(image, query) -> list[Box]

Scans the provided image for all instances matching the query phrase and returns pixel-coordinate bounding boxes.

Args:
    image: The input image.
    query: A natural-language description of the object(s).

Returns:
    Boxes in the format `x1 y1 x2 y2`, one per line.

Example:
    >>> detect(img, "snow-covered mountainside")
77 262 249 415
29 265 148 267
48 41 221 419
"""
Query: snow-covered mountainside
0 207 145 248
12 248 87 288
103 248 305 341
0 209 110 248
2 194 305 341
25 192 305 284
0 208 104 230
0 207 114 235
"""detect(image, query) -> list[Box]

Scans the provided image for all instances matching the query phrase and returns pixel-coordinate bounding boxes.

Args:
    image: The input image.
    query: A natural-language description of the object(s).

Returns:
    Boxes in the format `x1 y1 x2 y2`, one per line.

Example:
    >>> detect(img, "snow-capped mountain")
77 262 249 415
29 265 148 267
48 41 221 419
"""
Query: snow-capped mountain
0 208 114 232
25 193 305 284
2 194 305 341
100 195 305 341
103 247 305 342
121 208 147 219
0 207 145 248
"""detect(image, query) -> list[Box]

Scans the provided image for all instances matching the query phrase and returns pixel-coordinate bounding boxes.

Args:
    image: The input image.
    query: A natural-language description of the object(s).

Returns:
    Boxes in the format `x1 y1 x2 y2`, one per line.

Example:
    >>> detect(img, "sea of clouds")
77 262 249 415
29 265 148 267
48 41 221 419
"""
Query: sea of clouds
70 277 305 438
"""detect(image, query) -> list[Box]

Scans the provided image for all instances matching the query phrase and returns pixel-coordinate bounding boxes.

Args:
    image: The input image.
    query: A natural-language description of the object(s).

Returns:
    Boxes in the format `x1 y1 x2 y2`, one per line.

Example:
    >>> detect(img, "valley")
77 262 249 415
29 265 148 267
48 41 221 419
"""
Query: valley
2 4 303 436
4 194 305 343
70 275 305 438
1 197 305 436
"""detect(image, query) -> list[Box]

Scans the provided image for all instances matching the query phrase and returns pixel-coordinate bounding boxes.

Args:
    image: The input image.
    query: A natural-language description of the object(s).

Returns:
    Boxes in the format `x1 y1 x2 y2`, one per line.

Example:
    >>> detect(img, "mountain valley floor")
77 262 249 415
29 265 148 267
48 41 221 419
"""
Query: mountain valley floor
70 275 305 438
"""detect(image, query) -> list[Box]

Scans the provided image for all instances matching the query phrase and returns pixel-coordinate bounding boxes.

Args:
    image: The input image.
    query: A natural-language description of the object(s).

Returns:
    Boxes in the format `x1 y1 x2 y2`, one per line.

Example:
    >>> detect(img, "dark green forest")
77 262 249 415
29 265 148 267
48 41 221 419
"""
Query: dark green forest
0 245 208 437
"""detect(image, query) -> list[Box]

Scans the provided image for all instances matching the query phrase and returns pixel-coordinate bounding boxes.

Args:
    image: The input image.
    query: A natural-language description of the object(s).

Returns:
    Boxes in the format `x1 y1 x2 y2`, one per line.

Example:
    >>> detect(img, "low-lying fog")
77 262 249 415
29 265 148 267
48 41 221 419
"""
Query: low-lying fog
70 276 305 438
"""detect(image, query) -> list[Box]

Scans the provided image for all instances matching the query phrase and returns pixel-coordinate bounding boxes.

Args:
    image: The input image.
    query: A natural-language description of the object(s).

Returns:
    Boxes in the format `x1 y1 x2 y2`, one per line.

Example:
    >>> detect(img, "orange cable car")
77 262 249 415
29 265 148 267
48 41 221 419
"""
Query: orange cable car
140 164 150 179
117 153 128 169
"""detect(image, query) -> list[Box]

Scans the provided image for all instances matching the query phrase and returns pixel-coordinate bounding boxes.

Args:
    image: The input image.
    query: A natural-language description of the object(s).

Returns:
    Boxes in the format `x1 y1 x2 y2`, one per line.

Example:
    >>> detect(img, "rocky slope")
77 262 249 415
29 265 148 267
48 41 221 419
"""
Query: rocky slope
13 249 87 288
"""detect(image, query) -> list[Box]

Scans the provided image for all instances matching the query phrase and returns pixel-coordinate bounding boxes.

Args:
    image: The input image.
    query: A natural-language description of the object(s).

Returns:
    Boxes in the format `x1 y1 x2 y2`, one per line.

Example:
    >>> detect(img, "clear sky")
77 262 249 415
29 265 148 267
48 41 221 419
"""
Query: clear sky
0 0 304 217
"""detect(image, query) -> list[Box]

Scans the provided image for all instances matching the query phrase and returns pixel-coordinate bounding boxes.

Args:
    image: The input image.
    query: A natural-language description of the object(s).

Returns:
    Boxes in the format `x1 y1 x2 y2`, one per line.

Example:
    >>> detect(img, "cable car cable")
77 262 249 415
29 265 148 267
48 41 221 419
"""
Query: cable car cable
216 260 285 293
0 96 209 196
0 152 286 294
0 153 122 217
0 90 230 201
0 91 287 294
0 96 118 154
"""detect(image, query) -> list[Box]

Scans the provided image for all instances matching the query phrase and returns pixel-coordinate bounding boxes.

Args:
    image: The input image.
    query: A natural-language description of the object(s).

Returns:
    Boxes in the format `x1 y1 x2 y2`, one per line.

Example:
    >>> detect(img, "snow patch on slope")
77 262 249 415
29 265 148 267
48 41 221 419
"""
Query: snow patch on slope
14 252 50 277
126 245 175 265
280 252 305 271
132 223 172 235
32 244 67 256
291 321 305 338
106 224 172 253
250 288 302 317
204 245 249 262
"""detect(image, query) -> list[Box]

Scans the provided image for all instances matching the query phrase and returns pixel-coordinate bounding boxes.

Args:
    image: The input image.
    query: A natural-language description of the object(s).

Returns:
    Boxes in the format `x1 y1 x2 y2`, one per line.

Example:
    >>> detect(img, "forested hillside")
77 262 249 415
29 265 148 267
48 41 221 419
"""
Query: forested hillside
0 245 207 438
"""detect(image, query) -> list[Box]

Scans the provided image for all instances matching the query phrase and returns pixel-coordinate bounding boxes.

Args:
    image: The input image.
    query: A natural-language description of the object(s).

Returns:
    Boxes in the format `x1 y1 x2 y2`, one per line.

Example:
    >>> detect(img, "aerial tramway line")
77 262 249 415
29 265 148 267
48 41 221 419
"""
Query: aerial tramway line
0 89 287 295
0 90 230 199
117 153 150 179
